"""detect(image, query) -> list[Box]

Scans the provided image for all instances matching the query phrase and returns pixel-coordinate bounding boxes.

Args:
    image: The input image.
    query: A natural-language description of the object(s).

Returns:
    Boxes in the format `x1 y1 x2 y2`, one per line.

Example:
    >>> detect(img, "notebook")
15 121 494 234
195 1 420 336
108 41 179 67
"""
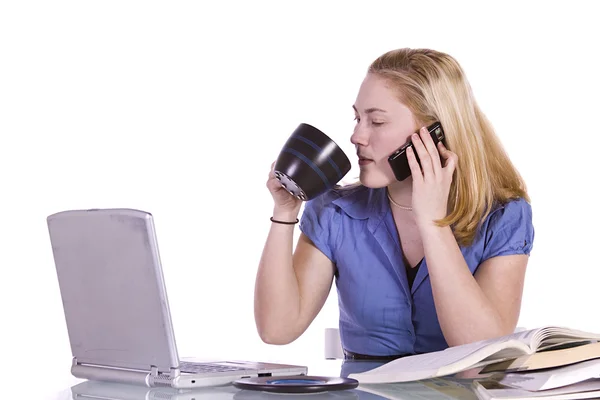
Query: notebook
46 208 307 389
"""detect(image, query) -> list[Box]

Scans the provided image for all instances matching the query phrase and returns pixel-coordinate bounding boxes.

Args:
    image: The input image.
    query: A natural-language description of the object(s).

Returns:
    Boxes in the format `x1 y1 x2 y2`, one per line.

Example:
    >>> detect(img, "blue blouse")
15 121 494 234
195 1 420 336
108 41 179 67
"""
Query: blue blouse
299 185 534 356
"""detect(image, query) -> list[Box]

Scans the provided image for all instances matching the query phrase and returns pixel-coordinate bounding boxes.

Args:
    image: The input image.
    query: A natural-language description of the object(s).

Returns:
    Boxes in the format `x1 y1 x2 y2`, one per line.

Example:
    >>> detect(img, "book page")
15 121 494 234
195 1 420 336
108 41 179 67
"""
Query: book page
480 326 600 352
350 340 490 377
482 341 600 373
497 358 600 391
348 338 532 383
510 327 540 344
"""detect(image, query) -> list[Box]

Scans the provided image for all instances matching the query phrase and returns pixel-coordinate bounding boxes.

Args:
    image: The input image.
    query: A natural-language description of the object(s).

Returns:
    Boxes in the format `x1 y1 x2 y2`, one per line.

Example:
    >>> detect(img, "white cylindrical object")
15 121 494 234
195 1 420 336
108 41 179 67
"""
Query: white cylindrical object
324 327 344 360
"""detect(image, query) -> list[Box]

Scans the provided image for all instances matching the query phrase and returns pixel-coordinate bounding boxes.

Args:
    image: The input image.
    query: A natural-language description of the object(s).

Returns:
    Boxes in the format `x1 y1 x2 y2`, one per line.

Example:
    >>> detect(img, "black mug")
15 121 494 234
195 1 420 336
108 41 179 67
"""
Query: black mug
274 123 351 201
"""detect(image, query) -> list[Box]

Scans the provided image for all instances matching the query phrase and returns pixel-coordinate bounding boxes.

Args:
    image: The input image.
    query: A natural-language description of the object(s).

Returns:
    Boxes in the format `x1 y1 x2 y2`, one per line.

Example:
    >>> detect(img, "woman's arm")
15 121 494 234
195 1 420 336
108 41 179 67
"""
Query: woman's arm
254 164 337 345
407 127 529 347
254 227 335 345
420 224 527 346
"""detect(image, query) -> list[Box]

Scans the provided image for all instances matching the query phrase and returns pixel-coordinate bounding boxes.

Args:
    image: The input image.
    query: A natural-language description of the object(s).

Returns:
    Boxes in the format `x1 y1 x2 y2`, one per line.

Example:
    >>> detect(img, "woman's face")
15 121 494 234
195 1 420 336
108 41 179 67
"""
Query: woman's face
351 73 419 188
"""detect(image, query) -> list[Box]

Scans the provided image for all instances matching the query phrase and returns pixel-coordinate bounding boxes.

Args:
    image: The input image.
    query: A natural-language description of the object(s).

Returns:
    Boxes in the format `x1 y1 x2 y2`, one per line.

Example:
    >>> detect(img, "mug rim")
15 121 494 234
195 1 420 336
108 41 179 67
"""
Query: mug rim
296 122 349 161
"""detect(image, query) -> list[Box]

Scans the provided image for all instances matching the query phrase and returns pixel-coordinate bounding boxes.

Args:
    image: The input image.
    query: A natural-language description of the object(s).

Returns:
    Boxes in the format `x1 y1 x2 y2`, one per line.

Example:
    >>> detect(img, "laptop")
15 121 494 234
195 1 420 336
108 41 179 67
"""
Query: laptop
47 208 308 389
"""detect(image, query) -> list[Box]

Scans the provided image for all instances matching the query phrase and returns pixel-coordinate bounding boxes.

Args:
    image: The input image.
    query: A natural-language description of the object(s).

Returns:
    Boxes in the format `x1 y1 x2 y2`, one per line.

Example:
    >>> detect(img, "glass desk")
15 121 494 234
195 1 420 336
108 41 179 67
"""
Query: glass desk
48 359 483 400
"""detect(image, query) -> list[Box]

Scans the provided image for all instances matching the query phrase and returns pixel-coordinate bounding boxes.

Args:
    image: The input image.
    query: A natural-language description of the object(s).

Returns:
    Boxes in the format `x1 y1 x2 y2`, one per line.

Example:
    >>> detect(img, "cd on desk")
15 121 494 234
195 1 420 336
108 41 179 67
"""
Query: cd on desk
232 375 359 394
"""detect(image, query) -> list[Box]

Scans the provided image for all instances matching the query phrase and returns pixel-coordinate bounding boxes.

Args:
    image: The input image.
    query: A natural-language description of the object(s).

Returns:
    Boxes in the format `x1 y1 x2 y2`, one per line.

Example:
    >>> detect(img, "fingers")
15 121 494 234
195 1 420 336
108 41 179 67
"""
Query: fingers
421 126 443 171
267 160 288 194
266 176 282 191
437 142 458 175
267 169 285 193
410 130 432 180
415 126 442 175
410 127 457 184
406 147 423 185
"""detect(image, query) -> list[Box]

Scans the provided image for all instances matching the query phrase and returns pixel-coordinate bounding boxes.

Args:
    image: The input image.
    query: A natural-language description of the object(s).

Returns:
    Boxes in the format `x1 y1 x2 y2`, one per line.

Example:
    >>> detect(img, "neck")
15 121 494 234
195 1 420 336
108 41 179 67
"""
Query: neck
387 178 413 209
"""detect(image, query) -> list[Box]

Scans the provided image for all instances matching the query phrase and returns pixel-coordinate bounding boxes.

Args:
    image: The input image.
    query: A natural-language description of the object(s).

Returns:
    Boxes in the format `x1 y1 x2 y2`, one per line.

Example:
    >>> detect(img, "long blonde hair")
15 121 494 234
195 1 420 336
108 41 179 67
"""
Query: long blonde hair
369 48 529 246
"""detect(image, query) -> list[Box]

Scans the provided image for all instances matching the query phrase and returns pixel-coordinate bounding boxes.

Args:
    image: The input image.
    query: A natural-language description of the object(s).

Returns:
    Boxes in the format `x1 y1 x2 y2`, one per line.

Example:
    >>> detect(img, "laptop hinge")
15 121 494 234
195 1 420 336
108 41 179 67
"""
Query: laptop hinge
148 365 174 387
149 364 180 378
71 357 153 386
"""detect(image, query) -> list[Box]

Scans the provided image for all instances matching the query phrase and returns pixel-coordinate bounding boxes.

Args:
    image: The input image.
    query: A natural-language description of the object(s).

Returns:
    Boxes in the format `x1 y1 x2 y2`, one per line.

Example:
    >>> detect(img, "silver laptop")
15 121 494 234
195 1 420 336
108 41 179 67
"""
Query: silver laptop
47 208 307 389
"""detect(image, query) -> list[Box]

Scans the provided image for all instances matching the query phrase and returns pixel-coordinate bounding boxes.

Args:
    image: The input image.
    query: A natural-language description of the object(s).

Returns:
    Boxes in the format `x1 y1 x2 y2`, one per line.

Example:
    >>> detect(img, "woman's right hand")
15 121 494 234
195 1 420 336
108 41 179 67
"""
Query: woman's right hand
267 161 302 214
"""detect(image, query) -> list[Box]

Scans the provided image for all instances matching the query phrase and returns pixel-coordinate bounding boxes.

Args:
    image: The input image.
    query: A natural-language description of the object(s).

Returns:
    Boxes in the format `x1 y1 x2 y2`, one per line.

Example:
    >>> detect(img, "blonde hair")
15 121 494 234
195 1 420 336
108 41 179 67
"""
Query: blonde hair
368 48 529 246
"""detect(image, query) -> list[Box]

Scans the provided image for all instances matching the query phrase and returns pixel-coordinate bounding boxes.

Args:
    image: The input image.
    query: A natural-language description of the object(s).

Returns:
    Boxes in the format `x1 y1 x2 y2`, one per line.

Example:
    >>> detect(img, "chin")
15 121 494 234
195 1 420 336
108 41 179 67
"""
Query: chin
359 170 392 189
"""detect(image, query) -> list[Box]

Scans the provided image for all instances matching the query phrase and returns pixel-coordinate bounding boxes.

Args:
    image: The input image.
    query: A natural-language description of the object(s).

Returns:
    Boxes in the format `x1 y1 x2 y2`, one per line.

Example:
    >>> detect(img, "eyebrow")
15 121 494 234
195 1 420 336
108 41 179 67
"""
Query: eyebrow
352 105 387 114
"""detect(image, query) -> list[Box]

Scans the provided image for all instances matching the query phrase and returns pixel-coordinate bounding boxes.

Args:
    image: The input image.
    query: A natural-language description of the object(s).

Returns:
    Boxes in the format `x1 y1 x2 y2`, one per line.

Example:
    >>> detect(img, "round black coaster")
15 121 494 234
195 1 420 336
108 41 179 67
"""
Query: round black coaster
232 375 359 394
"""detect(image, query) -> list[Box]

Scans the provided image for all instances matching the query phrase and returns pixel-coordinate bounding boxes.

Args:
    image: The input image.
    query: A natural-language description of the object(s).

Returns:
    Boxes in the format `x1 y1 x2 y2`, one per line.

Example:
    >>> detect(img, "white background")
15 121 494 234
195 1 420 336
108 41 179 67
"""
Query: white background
1 1 599 398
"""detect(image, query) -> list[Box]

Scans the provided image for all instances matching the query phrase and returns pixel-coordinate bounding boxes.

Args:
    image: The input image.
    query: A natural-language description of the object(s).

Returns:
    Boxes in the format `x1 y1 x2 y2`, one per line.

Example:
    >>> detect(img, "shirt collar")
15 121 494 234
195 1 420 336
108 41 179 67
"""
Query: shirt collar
332 185 389 221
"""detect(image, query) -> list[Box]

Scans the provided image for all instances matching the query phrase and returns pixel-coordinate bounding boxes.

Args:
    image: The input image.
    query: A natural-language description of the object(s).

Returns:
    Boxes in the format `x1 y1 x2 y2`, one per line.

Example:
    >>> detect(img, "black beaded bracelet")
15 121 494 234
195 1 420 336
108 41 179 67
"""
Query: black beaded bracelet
270 217 299 225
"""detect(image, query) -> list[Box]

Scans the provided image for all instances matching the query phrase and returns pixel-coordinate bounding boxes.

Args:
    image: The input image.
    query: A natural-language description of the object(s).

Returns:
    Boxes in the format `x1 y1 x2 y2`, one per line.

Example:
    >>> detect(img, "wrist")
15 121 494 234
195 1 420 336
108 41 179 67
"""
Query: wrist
272 207 300 223
417 220 450 237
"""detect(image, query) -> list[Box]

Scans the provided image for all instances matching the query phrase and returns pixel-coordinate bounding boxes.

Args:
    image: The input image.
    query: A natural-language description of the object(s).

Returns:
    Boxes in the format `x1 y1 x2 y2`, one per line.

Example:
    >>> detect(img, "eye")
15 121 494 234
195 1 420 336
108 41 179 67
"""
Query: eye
372 121 384 126
354 115 360 123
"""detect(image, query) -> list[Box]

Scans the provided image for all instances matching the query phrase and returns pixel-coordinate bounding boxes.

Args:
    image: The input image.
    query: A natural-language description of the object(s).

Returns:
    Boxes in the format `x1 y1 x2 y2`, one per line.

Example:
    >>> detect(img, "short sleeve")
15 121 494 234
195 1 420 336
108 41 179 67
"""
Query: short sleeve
298 194 340 264
481 198 534 261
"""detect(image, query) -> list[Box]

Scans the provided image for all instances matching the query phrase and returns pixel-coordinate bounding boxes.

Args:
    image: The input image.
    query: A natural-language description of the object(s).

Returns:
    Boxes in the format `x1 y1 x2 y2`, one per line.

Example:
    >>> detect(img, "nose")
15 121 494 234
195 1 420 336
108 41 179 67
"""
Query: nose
350 124 369 147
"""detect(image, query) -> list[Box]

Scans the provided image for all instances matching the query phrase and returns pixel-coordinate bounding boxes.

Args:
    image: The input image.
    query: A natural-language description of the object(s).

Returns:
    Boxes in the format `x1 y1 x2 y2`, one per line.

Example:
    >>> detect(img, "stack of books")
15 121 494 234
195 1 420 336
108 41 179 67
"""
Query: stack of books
348 326 600 399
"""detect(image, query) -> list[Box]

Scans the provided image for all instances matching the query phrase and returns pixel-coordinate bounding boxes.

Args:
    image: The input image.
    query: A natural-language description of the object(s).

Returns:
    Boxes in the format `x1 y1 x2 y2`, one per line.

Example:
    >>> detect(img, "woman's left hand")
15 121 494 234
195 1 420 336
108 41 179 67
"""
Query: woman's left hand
406 126 458 229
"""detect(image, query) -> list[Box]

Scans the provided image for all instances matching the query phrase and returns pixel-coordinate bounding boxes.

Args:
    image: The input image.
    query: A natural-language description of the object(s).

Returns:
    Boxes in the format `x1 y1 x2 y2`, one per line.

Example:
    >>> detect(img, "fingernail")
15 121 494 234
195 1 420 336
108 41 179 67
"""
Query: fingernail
412 134 419 140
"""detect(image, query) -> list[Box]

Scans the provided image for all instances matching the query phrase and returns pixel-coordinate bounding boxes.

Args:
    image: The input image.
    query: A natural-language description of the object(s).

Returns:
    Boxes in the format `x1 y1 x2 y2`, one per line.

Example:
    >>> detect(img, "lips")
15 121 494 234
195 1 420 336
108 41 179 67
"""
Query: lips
358 155 374 166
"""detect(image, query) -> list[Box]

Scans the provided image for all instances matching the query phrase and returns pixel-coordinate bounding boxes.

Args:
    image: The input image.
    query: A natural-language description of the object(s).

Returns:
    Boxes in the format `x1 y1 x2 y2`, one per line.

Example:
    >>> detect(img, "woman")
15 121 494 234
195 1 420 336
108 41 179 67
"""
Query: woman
254 48 534 360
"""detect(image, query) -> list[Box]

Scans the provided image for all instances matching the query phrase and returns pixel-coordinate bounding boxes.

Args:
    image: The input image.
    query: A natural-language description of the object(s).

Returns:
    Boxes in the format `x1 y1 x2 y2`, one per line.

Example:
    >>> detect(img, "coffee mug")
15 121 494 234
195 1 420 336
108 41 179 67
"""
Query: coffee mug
274 123 351 201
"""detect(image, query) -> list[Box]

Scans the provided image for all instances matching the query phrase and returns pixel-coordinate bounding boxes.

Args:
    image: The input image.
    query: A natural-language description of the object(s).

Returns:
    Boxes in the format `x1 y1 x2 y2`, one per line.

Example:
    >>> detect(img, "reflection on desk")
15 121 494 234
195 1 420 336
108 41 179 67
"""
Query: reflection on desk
341 360 389 377
68 374 479 400
233 389 361 400
54 360 487 400
70 380 238 400
70 380 362 400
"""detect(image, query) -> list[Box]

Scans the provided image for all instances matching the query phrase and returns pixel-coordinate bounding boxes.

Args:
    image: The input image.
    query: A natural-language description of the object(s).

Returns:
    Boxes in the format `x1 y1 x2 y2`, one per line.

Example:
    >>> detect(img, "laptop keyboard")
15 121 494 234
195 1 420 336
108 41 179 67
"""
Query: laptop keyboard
179 361 249 374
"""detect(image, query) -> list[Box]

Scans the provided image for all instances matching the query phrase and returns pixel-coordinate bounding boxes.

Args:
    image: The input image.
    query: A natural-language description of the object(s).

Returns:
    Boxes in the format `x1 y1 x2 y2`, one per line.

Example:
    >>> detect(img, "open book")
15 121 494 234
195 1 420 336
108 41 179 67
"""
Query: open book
347 326 600 384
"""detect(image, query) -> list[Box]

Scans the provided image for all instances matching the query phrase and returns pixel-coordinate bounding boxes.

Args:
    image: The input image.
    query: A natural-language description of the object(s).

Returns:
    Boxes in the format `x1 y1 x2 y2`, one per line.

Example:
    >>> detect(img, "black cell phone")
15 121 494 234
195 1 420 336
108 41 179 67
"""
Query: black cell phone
387 121 445 181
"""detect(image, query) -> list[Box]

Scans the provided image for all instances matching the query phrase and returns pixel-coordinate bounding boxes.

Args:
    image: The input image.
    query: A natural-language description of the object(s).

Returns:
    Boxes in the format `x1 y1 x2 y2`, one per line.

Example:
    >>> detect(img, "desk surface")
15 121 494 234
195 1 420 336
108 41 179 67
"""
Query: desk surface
45 359 481 400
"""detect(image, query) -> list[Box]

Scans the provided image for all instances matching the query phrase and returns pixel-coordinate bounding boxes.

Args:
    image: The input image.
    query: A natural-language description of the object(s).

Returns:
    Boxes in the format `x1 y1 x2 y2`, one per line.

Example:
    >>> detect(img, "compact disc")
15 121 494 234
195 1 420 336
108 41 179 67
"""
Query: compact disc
232 375 359 394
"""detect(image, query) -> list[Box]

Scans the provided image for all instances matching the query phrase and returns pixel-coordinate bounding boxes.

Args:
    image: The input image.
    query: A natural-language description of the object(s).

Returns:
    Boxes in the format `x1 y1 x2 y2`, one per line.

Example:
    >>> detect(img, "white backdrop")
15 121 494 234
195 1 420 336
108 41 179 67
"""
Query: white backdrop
1 1 599 398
